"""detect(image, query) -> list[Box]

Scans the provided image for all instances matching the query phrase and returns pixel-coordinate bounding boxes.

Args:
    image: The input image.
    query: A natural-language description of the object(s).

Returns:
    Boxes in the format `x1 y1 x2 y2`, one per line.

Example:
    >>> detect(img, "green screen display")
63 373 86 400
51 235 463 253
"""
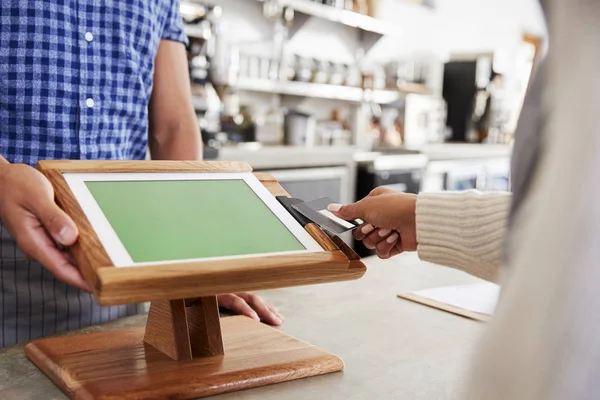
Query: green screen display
85 179 305 263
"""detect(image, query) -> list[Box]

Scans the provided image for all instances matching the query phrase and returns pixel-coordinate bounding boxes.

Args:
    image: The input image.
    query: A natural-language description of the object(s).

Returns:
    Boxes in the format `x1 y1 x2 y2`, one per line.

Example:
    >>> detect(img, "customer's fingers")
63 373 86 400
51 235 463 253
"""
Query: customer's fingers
363 228 392 250
376 232 400 259
327 202 366 221
384 244 404 259
354 223 375 241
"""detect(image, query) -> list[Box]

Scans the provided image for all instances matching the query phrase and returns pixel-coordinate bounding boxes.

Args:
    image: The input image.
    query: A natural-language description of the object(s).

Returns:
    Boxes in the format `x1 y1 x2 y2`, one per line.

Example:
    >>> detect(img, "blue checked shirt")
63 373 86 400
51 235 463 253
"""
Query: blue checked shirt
0 0 188 166
0 0 188 347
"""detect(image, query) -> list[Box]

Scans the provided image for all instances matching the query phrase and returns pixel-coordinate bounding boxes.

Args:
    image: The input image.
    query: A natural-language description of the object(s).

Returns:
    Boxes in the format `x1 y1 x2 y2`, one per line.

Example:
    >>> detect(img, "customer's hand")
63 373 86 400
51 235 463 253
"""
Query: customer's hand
217 293 284 326
328 187 418 259
0 162 89 290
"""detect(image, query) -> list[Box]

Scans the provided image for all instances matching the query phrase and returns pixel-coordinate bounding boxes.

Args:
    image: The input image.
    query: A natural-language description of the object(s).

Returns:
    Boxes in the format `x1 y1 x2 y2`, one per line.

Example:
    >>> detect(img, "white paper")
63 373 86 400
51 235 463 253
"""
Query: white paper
412 281 500 315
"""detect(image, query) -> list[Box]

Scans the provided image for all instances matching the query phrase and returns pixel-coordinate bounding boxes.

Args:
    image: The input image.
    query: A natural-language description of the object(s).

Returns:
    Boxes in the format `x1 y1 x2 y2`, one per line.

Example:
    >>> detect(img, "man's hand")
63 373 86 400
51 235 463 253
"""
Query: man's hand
0 162 89 290
217 293 284 326
328 187 418 259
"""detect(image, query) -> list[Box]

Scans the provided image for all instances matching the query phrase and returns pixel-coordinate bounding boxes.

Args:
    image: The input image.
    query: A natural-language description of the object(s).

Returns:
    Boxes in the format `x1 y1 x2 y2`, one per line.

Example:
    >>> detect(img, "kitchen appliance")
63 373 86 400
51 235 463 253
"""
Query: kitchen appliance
183 3 221 86
284 110 316 146
203 146 219 160
444 163 484 190
353 154 428 257
264 167 351 208
484 158 511 191
442 56 492 142
421 157 511 192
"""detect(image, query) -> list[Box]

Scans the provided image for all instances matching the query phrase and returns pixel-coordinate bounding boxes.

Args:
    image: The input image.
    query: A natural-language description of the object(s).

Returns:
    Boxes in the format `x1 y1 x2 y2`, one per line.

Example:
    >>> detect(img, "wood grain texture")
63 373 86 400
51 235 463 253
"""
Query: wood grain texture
37 160 253 173
27 161 357 399
305 223 339 252
143 300 192 361
25 316 344 400
327 232 361 261
186 296 224 357
96 250 364 305
41 169 111 294
260 181 290 197
253 172 277 182
253 172 290 197
397 293 490 322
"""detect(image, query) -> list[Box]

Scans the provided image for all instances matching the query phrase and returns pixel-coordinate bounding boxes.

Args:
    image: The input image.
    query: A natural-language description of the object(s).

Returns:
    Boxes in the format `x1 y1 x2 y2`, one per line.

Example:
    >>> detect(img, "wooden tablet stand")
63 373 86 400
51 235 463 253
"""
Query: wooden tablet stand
25 161 366 399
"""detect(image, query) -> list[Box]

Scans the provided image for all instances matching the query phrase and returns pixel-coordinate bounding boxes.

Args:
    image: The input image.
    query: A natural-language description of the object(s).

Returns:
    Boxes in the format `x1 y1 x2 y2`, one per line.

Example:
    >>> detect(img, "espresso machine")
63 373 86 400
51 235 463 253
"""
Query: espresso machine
181 2 222 158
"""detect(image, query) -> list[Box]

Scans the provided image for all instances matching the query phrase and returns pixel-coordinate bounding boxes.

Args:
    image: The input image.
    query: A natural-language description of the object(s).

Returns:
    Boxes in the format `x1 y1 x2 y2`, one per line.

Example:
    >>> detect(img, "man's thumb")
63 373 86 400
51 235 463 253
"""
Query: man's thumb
33 201 78 246
327 202 363 220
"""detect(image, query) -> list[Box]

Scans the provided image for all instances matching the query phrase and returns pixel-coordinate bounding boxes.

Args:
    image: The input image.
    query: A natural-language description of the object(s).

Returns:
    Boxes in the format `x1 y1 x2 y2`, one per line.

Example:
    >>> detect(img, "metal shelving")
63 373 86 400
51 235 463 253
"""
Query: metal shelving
191 78 428 104
237 78 362 101
232 78 428 103
275 0 404 38
185 1 432 104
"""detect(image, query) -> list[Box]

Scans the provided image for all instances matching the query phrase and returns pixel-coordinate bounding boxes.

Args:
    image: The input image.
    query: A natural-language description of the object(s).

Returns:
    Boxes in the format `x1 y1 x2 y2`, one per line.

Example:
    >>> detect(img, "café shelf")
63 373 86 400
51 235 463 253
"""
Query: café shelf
271 0 405 38
197 78 429 104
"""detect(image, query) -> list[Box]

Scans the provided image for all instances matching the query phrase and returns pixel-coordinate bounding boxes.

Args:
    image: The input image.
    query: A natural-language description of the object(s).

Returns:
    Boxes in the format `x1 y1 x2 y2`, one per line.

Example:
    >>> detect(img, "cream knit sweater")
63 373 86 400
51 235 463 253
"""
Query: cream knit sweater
415 190 511 283
407 2 600 399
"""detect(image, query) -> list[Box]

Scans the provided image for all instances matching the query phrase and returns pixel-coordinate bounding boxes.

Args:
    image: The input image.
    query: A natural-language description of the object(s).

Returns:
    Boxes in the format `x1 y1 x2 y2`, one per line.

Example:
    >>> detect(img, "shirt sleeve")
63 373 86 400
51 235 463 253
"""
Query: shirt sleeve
162 0 189 45
416 190 512 283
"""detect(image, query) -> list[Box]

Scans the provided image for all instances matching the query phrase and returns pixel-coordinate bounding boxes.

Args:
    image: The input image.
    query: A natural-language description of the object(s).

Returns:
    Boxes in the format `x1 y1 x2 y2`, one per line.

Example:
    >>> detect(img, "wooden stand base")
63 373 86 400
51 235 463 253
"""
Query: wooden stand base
25 163 363 399
25 315 343 399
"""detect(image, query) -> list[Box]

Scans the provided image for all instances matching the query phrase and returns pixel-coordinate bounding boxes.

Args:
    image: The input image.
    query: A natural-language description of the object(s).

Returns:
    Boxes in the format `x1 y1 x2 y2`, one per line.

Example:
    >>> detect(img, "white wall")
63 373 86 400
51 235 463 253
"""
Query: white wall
374 0 547 58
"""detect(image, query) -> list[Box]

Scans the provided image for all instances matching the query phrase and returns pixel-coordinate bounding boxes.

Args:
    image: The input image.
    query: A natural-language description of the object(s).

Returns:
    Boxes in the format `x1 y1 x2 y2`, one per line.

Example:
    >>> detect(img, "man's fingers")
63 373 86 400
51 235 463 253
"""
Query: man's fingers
17 228 90 291
25 199 78 246
268 304 285 322
237 293 283 326
217 294 260 321
62 250 78 267
218 293 284 326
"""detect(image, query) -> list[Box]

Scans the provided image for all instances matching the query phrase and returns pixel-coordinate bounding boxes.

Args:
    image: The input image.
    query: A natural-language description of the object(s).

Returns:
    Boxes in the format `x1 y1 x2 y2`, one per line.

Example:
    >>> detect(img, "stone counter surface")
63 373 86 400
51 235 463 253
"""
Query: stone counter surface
216 143 512 170
0 254 485 400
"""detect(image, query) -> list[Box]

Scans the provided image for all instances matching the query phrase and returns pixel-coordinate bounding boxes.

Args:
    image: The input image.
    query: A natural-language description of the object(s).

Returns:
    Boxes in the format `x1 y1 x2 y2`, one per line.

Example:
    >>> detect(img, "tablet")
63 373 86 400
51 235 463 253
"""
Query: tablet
36 161 365 305
64 172 323 267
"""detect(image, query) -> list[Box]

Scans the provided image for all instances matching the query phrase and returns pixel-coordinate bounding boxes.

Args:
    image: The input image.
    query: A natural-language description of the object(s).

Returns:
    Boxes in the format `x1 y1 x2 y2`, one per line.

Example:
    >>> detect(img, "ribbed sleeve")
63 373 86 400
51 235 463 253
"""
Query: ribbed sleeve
415 190 512 282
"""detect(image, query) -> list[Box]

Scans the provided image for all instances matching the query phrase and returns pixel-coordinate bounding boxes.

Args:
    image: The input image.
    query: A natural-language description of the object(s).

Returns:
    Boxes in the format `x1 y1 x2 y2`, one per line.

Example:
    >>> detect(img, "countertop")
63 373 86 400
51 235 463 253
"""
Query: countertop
215 143 512 170
0 253 485 400
218 145 357 170
408 143 512 161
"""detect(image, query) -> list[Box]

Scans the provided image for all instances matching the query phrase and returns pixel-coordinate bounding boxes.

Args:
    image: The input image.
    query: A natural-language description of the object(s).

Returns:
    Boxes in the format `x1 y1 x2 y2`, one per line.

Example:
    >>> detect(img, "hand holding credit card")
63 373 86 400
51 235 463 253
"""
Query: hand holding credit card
292 198 363 235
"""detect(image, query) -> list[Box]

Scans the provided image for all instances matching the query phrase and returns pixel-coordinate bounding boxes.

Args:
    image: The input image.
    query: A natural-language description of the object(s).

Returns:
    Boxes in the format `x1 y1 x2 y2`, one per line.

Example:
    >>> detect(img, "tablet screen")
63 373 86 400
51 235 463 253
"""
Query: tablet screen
64 172 323 267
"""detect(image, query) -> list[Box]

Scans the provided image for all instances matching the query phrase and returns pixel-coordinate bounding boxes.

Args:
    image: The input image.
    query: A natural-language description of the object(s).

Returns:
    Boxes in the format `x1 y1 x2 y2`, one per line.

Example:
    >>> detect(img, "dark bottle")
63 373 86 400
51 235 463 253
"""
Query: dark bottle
238 106 257 142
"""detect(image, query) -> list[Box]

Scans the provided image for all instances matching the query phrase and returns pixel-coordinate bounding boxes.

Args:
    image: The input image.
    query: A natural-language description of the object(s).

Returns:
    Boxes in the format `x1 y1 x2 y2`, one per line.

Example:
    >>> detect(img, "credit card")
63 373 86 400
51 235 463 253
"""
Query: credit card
276 196 312 227
292 197 363 235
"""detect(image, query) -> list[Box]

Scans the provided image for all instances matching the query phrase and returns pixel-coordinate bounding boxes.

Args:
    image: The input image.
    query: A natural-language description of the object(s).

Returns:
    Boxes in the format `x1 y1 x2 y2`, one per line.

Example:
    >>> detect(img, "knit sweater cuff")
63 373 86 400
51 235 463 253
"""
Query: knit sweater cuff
416 190 512 282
